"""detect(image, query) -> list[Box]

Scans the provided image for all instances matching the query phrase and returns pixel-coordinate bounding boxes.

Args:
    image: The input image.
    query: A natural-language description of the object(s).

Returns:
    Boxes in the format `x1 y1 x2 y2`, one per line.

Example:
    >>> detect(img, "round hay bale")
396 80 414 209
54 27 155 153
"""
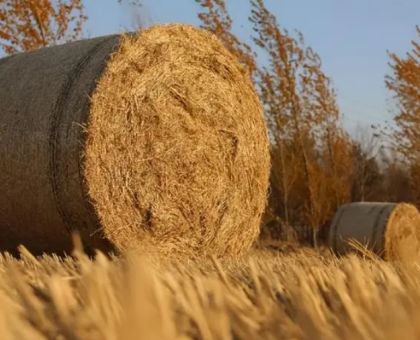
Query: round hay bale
0 24 270 257
328 202 420 261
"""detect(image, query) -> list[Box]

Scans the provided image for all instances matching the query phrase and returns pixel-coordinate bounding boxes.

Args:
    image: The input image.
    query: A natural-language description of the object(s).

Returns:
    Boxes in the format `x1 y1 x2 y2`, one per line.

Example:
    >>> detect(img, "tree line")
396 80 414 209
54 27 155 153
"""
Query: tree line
1 0 419 242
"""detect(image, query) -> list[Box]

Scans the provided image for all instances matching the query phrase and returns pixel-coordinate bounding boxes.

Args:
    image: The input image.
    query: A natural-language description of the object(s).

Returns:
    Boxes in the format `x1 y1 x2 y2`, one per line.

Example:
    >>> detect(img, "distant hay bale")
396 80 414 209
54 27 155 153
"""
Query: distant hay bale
0 24 270 257
328 202 420 261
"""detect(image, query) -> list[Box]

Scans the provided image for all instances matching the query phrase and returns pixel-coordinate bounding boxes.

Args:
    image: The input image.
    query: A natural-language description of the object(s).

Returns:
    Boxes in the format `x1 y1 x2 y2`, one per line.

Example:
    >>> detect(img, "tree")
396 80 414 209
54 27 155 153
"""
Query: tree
380 148 414 202
0 0 143 56
195 0 257 78
386 25 420 204
250 0 353 243
0 0 87 55
350 125 382 202
250 0 314 230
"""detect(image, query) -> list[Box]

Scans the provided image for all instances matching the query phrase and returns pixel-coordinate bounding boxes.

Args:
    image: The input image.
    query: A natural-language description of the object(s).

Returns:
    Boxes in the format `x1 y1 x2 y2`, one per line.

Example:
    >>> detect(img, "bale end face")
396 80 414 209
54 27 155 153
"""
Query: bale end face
84 24 271 257
385 203 420 261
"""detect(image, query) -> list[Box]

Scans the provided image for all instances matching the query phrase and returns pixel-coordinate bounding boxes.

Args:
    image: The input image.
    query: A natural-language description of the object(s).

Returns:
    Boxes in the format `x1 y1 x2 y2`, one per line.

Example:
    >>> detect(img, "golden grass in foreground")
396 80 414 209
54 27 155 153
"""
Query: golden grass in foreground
0 246 419 340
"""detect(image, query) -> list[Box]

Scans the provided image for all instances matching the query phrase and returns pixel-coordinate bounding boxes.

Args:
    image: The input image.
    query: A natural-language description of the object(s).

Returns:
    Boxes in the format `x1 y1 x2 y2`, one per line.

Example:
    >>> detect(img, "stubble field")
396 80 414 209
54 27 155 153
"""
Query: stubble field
0 240 419 340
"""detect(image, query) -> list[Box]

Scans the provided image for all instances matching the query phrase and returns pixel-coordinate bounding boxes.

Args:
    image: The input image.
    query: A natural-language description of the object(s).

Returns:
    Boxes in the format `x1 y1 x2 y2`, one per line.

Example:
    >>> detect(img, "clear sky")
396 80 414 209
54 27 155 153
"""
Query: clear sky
83 1 420 134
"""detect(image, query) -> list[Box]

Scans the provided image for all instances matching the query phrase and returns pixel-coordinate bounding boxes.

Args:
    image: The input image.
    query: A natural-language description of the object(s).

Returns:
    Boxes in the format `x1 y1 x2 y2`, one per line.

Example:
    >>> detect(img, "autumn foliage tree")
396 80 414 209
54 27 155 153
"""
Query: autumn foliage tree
249 0 354 241
386 26 420 204
0 0 142 55
0 0 87 55
195 0 257 78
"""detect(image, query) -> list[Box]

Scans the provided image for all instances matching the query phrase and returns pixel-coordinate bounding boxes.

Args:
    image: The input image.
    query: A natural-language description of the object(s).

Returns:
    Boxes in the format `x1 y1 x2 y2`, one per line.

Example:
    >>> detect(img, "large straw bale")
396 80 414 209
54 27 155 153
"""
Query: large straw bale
328 202 420 261
0 24 270 257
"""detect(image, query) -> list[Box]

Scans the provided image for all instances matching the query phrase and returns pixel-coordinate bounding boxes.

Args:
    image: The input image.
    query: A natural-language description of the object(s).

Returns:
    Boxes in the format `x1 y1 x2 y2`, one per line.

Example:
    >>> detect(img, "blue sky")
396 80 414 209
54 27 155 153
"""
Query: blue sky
84 0 420 134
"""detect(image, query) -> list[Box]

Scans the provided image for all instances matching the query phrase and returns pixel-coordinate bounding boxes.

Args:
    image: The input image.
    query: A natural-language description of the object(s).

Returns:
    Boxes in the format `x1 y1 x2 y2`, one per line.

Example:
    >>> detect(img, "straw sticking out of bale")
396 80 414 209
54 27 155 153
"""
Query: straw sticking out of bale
0 24 270 257
328 202 420 261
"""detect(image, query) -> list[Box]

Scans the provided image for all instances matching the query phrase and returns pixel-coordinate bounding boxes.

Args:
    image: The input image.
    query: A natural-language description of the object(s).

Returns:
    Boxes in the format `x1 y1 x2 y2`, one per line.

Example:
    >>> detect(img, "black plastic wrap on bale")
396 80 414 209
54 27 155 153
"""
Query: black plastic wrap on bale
0 35 122 256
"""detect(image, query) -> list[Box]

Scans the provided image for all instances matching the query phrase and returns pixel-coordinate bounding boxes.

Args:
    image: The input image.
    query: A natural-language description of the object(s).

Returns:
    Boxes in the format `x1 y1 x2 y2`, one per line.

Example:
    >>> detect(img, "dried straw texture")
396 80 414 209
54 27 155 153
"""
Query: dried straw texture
329 202 420 261
85 24 270 257
1 246 420 340
0 24 270 257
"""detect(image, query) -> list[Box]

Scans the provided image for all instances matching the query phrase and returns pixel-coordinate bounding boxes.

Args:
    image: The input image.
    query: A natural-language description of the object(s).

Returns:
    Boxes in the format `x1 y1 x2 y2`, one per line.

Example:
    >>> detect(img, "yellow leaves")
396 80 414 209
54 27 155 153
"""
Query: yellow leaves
249 0 354 230
196 0 257 78
0 0 87 55
387 26 420 203
0 30 9 39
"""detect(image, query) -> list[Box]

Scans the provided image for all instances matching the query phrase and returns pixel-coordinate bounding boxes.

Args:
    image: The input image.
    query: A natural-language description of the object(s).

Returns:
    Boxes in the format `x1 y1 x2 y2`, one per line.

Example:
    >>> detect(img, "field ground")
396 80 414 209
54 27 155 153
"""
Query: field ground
0 242 419 340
